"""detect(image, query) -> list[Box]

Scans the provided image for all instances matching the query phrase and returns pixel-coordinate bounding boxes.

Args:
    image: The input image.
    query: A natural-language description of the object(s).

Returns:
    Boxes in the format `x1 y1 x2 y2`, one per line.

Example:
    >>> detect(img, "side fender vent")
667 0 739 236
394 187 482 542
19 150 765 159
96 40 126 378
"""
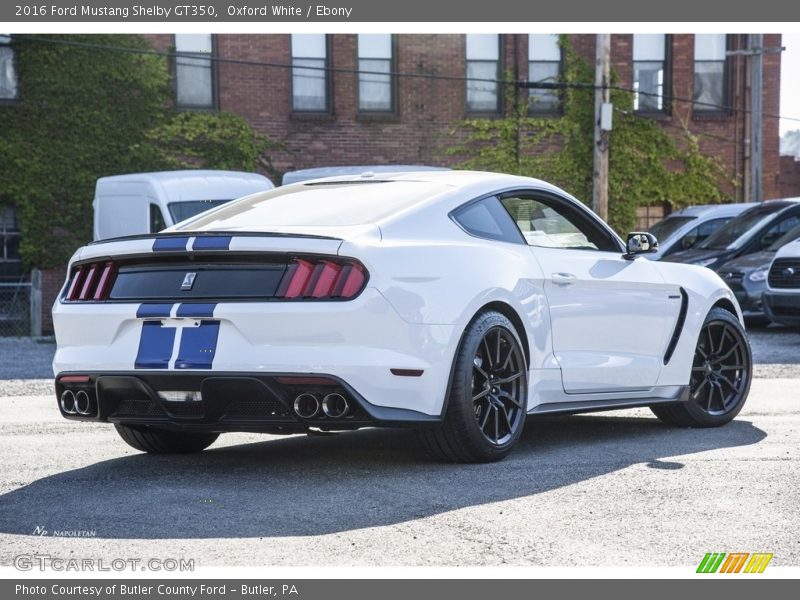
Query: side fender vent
664 287 688 365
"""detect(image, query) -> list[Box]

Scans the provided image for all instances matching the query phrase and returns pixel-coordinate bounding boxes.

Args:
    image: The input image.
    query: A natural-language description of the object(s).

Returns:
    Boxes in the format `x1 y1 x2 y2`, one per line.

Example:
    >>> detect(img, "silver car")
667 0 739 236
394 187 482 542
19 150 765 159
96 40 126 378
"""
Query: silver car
647 203 755 260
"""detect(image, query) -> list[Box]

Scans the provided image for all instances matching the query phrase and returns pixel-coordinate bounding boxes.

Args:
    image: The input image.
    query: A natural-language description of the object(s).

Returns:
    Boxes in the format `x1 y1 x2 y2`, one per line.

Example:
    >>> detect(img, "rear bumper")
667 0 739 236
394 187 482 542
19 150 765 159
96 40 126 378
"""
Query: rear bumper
762 291 800 326
54 372 439 432
53 289 460 417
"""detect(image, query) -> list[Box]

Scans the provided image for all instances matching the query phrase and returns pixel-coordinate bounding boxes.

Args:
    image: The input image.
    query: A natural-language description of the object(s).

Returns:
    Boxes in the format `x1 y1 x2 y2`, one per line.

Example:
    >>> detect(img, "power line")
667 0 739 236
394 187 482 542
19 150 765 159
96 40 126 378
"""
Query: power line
11 33 800 126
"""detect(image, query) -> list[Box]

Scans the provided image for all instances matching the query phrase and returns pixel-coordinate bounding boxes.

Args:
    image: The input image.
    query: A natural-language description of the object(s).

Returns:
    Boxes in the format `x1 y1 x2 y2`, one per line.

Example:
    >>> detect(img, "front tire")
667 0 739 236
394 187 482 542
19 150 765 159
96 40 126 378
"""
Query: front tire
115 424 219 454
651 307 752 427
418 311 528 463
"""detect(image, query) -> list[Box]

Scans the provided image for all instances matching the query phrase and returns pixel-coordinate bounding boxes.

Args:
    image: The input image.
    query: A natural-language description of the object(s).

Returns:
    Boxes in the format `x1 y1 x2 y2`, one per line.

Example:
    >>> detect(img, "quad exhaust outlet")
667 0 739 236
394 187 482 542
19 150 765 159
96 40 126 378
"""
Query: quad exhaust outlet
60 390 77 415
293 392 350 419
60 389 94 416
293 393 321 419
322 393 349 418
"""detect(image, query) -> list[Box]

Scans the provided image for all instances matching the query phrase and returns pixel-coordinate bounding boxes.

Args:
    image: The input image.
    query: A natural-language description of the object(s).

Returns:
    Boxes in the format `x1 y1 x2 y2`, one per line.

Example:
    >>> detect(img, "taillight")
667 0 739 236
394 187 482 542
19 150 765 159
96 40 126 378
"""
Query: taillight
65 261 117 302
276 257 367 300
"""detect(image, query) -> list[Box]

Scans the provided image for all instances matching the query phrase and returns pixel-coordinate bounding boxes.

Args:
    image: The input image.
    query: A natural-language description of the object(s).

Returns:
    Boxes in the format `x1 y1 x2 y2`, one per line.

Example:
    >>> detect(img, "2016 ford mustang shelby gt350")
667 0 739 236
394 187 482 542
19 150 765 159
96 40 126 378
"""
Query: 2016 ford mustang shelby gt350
53 171 752 462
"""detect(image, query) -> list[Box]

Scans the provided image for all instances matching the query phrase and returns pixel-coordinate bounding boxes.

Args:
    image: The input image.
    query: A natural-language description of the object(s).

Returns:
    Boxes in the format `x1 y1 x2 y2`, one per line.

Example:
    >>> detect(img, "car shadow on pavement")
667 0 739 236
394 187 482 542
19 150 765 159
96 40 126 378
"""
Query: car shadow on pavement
0 415 766 539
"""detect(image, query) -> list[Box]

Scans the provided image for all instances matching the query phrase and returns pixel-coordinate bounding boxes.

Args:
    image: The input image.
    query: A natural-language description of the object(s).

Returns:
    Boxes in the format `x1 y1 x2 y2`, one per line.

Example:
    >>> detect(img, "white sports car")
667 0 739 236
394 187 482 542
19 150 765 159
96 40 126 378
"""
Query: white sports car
52 171 752 462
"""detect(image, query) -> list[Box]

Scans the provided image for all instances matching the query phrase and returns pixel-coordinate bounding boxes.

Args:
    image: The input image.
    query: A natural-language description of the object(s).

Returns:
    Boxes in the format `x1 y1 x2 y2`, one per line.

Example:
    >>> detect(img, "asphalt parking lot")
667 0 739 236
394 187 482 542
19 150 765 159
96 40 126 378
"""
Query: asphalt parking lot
0 329 797 568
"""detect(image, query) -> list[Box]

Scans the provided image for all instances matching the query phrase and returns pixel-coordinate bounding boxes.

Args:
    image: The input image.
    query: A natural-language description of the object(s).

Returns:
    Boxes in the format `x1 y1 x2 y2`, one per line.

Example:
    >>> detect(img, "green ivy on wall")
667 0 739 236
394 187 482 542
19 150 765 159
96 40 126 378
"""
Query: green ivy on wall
449 37 733 235
0 35 276 270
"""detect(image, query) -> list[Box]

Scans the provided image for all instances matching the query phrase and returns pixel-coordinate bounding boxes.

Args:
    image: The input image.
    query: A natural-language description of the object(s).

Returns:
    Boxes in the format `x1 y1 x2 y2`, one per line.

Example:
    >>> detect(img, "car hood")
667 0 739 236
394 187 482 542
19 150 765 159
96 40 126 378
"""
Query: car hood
717 251 775 273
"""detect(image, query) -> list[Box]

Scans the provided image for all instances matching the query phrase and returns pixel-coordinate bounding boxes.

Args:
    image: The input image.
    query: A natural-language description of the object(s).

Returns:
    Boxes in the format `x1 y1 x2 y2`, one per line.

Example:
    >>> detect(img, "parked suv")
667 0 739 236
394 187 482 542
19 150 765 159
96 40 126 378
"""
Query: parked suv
716 223 800 324
763 239 800 328
647 203 754 260
665 199 800 270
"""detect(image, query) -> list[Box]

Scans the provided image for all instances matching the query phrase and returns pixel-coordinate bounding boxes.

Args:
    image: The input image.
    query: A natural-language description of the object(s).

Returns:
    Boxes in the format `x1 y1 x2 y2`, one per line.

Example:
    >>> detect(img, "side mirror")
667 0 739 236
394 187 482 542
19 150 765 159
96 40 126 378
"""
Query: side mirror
624 232 659 260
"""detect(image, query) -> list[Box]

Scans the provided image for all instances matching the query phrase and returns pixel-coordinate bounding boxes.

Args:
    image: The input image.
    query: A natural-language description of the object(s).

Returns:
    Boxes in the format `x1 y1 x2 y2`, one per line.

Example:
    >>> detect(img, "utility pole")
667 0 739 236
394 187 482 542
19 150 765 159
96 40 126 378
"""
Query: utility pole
593 34 611 222
750 34 764 202
728 36 783 202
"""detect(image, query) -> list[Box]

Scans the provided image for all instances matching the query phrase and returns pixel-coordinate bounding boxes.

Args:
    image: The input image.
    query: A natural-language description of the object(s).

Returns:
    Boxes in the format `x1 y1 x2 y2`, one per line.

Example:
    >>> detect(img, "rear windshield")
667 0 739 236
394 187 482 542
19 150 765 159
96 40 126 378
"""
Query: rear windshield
173 181 451 230
698 204 787 250
168 199 232 223
649 215 695 243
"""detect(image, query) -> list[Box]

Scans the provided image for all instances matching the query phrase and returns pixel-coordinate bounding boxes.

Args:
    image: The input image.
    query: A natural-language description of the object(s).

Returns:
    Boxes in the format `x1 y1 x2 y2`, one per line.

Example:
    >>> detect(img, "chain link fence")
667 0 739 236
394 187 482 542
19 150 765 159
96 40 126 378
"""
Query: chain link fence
0 271 42 337
0 281 30 336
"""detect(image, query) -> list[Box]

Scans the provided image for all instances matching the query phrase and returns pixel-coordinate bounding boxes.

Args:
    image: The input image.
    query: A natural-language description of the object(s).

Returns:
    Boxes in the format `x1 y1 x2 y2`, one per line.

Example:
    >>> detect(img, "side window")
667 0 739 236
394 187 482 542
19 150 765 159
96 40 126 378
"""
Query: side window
498 194 619 252
761 215 800 249
149 204 167 233
451 196 524 244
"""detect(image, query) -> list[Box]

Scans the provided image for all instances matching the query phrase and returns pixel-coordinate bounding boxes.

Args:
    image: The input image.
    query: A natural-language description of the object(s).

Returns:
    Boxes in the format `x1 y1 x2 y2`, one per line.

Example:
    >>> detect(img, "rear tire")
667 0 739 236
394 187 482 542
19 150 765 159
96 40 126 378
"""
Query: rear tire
115 424 219 454
418 310 527 463
651 307 752 428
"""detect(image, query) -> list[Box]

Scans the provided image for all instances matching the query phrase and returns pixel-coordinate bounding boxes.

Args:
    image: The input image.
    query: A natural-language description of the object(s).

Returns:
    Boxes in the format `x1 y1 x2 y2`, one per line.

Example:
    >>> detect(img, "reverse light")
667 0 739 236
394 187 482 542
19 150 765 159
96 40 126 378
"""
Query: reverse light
276 257 367 300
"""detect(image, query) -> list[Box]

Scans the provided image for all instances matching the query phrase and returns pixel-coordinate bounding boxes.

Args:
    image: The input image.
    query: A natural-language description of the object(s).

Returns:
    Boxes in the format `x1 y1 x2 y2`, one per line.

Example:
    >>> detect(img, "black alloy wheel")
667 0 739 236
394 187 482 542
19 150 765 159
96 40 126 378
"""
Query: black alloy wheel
471 326 526 446
651 307 752 427
418 310 528 462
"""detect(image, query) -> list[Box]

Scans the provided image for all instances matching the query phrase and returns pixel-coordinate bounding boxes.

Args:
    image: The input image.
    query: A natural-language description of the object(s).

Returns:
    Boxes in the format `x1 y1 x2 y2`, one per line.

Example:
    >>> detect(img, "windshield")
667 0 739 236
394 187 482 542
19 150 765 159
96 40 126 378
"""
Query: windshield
698 206 784 250
168 199 233 223
768 222 800 251
649 215 695 243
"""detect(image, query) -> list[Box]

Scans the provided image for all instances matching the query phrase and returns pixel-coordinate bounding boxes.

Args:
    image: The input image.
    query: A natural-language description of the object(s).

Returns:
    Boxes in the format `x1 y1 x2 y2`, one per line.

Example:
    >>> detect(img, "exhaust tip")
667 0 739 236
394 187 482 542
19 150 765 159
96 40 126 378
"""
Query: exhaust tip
60 390 76 415
293 393 321 419
322 393 349 419
74 390 92 416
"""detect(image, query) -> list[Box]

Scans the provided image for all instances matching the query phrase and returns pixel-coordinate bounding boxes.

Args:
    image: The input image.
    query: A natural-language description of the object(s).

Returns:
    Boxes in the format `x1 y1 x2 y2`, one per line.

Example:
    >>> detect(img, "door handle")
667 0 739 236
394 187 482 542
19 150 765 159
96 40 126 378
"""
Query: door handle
551 272 576 286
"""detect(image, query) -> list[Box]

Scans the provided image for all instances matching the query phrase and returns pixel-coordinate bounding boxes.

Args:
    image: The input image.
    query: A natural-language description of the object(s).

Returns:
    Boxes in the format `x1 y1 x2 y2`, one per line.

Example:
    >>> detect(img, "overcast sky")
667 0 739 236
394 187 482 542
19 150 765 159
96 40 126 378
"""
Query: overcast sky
780 33 800 136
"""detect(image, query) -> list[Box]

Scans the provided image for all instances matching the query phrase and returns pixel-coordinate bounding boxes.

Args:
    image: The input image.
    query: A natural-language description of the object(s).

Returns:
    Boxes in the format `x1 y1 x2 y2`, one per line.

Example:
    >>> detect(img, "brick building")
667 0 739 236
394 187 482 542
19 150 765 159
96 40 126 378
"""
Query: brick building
779 155 800 197
144 33 782 199
0 33 786 334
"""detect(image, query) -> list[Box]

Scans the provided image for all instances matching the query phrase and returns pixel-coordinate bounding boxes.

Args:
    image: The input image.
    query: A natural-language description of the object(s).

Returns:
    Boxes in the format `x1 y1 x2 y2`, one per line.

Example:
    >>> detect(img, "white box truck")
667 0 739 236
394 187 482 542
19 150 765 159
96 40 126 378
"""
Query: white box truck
93 170 274 241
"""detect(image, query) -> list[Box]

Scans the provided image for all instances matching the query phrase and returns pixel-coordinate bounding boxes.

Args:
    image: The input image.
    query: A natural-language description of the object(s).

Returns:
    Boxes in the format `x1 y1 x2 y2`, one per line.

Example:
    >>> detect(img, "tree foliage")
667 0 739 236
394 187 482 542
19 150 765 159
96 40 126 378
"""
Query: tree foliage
449 37 732 234
0 35 275 269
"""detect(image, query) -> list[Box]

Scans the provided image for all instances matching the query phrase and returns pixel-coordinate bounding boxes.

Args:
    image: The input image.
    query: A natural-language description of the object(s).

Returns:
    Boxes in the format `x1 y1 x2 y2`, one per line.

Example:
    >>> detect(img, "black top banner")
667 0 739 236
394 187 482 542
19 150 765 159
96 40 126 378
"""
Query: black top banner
3 0 800 22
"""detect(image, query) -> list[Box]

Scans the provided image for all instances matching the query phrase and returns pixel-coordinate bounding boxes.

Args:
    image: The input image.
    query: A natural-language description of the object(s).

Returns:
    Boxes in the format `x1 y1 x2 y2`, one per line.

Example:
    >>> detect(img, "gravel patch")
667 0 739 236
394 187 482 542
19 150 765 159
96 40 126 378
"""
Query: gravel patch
0 337 55 379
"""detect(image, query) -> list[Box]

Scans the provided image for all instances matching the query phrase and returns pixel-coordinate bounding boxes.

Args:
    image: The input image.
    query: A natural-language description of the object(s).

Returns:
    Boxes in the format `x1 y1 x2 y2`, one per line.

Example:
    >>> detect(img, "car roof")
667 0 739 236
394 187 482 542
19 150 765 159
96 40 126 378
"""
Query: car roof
170 170 584 235
97 169 271 183
668 202 756 217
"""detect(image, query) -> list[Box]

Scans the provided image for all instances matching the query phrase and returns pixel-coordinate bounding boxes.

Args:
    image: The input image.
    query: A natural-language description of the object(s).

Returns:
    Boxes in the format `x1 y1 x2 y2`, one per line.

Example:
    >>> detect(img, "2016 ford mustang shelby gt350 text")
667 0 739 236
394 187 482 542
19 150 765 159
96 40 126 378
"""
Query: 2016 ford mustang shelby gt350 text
52 171 752 462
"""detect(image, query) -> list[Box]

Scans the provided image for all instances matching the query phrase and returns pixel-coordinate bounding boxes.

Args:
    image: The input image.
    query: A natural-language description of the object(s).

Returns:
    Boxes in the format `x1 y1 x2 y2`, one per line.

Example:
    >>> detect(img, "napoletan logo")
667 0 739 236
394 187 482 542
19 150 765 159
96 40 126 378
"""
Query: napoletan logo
696 552 774 573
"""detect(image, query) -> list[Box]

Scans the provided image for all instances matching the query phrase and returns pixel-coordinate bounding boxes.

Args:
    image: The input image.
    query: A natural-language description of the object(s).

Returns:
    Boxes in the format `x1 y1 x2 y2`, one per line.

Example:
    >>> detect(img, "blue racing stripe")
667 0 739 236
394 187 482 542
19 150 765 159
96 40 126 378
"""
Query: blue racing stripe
135 322 177 369
152 237 189 252
192 236 232 251
175 321 220 369
176 303 216 318
136 303 174 318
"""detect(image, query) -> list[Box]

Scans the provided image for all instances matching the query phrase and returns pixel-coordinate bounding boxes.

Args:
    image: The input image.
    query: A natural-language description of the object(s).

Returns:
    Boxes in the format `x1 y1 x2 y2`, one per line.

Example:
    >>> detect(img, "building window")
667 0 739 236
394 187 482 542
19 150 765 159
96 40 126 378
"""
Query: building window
633 34 668 113
0 206 21 279
292 34 329 112
357 34 394 113
0 35 18 100
174 34 215 110
694 34 728 112
466 34 500 113
528 34 561 114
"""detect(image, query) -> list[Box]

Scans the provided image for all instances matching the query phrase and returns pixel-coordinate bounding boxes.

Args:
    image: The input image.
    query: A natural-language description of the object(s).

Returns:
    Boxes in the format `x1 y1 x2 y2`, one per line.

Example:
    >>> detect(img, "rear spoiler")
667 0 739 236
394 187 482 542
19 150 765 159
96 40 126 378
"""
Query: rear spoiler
88 231 341 246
